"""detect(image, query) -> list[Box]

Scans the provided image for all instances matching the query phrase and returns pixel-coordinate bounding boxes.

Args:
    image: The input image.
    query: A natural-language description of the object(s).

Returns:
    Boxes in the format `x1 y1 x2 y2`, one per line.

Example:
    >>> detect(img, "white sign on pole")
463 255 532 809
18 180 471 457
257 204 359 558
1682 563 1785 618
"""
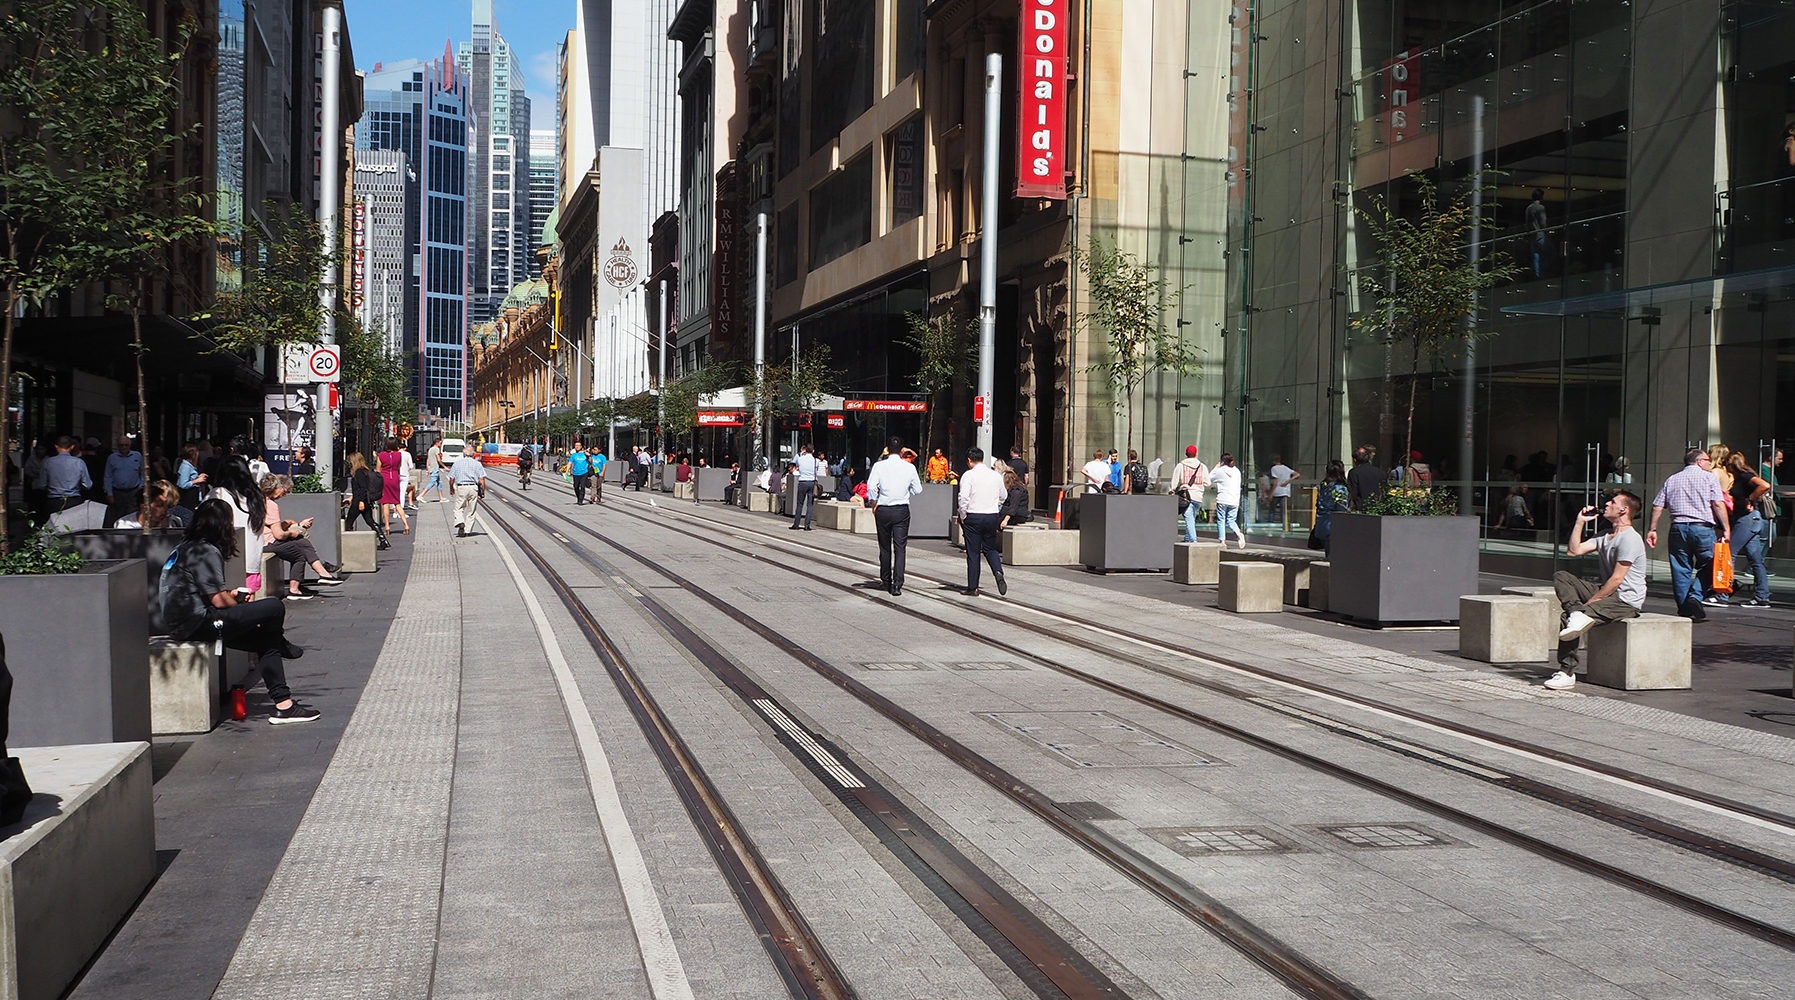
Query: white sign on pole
280 342 317 383
306 345 341 383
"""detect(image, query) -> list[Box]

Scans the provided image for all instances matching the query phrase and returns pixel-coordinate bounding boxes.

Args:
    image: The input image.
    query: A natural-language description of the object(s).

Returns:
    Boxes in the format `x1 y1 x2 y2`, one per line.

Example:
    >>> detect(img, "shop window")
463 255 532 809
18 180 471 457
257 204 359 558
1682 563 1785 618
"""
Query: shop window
887 116 923 229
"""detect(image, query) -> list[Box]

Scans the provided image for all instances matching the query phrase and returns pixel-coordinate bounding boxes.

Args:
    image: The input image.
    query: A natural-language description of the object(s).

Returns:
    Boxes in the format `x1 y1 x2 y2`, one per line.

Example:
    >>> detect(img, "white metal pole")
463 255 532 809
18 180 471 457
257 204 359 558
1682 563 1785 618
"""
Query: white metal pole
976 51 1001 465
658 279 669 458
608 314 617 459
755 211 769 472
315 1 343 485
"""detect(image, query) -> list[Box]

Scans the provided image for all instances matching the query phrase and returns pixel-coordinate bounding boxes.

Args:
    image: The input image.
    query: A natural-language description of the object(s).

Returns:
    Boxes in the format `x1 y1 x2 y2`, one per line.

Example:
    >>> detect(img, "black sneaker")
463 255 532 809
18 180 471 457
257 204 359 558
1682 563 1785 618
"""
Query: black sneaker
269 703 321 725
1738 598 1772 608
281 642 304 659
995 573 1007 596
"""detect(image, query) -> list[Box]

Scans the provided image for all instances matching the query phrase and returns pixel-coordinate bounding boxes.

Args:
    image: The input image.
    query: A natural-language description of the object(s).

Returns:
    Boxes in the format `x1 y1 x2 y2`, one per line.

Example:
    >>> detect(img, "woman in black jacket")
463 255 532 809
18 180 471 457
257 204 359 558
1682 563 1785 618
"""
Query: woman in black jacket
343 452 390 549
1000 467 1031 527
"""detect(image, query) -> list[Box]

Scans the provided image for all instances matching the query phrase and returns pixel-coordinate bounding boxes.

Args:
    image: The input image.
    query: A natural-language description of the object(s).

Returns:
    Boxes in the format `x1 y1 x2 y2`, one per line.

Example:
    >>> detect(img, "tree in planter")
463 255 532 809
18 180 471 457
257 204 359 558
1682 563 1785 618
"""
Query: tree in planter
659 361 739 458
1349 171 1518 502
899 311 978 464
0 0 197 551
1072 237 1202 462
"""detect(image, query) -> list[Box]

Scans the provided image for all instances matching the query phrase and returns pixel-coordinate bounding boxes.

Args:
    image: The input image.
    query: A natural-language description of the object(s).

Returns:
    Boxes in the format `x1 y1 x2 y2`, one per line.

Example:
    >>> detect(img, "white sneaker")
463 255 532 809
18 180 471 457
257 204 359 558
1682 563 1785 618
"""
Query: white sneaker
1543 670 1576 690
1557 611 1595 641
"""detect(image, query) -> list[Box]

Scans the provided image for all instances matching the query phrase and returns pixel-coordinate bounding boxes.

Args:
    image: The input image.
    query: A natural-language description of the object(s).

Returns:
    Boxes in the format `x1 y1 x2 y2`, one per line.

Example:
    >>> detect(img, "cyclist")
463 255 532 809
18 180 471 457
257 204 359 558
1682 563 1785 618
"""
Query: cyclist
517 440 535 489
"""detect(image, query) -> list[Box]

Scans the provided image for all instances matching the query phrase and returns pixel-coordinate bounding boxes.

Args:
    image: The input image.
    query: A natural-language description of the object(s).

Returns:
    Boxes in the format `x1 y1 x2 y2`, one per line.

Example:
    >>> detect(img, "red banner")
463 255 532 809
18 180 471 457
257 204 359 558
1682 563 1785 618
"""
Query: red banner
1383 49 1420 145
844 400 928 413
697 411 745 427
826 414 845 429
1015 0 1068 199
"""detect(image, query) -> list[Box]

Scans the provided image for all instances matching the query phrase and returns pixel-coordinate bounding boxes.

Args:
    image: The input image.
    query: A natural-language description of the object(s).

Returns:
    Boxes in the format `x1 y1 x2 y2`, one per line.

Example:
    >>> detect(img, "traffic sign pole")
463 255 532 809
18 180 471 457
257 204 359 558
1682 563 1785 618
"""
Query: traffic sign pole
315 1 344 487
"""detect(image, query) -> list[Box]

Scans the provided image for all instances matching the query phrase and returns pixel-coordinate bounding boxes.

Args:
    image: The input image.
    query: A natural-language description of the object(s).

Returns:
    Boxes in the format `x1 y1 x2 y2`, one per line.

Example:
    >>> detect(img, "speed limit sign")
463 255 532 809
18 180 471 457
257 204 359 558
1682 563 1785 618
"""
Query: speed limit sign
307 345 341 383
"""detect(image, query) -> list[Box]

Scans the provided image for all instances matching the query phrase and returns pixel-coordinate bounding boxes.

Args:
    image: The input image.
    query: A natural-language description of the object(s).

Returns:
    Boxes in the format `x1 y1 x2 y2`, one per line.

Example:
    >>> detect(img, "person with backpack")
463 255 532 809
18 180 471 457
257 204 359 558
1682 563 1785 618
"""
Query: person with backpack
1122 450 1150 495
517 439 535 489
1310 459 1350 557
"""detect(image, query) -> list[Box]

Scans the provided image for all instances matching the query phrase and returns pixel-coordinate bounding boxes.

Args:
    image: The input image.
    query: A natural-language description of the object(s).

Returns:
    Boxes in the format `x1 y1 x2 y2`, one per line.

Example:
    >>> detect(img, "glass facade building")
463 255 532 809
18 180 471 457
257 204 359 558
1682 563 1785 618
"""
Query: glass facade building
1228 0 1795 578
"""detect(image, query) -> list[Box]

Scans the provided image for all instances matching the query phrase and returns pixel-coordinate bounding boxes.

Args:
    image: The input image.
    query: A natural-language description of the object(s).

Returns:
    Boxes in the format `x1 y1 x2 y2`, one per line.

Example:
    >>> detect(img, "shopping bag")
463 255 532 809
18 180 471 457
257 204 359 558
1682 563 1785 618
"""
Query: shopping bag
1712 540 1734 594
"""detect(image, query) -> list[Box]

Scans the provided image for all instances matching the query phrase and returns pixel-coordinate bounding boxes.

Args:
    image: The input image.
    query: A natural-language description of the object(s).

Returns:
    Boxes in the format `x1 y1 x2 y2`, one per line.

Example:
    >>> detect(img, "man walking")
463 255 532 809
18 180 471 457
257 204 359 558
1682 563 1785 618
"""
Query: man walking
1008 446 1030 487
635 445 653 490
1346 446 1384 511
1172 445 1209 543
791 443 820 530
1645 447 1730 621
956 447 1007 596
1547 492 1646 689
567 440 592 504
1267 454 1299 522
866 436 923 595
591 447 608 503
422 439 447 502
449 449 487 538
104 435 144 524
42 436 92 513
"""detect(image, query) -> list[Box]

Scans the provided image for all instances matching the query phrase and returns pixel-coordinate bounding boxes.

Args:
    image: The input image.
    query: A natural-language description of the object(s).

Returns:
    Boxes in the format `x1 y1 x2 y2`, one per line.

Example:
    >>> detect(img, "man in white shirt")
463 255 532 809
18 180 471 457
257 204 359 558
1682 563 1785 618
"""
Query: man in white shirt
423 442 447 501
1267 455 1299 522
449 453 487 538
865 436 924 595
956 447 1007 596
1209 452 1247 549
791 443 821 530
1081 450 1112 493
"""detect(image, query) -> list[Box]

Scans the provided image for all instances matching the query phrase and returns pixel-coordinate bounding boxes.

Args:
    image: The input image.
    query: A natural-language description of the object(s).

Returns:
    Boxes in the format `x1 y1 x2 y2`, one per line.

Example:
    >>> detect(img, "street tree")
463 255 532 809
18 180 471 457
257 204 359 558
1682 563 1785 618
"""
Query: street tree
659 360 738 456
1348 172 1518 476
200 203 341 356
1073 236 1202 461
899 310 978 462
338 314 415 425
0 0 196 549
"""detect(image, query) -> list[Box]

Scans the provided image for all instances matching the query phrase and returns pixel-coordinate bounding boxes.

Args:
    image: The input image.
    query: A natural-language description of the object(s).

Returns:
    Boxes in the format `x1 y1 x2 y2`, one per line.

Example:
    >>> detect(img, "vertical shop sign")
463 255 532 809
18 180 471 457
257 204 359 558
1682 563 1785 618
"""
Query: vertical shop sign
1383 49 1421 144
713 163 739 353
1015 0 1068 199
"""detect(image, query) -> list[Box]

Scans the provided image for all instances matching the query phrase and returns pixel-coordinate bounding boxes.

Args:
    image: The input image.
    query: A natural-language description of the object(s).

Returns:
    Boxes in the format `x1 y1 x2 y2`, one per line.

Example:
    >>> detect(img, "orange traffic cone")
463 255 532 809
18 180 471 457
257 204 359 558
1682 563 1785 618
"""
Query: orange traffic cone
1054 489 1064 526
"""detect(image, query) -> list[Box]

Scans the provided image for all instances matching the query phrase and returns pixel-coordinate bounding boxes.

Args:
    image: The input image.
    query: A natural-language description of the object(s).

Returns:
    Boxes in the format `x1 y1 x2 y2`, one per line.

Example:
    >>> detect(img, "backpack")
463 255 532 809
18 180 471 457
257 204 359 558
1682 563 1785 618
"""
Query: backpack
1126 462 1148 495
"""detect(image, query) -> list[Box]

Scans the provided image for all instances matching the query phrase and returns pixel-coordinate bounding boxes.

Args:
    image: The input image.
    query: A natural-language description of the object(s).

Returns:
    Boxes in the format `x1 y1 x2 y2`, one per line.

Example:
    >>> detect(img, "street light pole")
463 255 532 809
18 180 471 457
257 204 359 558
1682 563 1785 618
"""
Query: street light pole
315 0 344 485
975 51 1001 465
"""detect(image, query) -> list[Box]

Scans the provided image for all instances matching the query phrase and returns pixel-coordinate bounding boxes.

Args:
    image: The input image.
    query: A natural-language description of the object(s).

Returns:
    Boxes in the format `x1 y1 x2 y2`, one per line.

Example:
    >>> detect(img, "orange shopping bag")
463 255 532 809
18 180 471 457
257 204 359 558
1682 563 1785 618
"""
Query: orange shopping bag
1712 540 1734 594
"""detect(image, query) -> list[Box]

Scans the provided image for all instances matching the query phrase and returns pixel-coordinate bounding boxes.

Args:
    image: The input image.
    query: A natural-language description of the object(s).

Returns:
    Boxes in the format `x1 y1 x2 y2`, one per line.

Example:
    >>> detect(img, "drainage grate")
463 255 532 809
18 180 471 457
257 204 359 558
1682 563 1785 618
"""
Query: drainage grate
852 661 932 672
981 711 1224 768
1057 801 1122 822
947 661 1029 671
1145 826 1300 856
1316 823 1462 850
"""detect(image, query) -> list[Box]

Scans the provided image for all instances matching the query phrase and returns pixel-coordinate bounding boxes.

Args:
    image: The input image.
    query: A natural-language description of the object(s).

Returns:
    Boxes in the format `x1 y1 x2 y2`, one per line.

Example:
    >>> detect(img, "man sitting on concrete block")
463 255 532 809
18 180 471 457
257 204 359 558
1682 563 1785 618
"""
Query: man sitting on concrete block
1547 491 1645 690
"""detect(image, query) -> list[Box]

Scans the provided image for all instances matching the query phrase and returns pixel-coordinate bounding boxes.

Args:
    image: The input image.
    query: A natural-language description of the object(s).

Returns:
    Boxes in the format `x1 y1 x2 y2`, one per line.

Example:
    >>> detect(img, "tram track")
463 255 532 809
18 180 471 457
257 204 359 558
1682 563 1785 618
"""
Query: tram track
491 479 1795 952
482 495 1375 1000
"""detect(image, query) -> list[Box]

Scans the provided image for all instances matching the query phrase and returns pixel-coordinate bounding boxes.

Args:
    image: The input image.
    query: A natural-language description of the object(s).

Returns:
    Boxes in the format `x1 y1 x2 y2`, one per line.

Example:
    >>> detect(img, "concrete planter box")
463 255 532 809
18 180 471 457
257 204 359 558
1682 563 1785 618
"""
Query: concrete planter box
1079 493 1178 572
815 501 855 531
1003 527 1080 565
696 467 732 501
280 492 345 578
601 462 623 484
0 561 149 747
909 483 955 539
1328 513 1481 624
1 742 155 1000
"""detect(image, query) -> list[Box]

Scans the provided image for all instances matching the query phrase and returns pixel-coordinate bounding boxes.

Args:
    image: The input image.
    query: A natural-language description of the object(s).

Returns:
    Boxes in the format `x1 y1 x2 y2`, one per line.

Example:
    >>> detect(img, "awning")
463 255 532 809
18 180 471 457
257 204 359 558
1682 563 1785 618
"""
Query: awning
1499 265 1795 319
698 386 849 410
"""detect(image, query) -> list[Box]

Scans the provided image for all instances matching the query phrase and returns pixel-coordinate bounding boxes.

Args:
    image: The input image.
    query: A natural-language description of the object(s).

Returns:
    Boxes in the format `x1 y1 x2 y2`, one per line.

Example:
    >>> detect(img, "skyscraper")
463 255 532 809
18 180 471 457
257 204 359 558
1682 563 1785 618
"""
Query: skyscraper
357 48 472 416
353 150 417 362
459 1 533 327
527 129 557 275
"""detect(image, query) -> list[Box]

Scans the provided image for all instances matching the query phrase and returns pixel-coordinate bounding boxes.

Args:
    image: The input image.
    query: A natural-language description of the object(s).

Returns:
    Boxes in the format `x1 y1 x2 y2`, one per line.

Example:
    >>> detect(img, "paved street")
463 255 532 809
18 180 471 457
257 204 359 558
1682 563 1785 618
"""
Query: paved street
66 487 1795 1000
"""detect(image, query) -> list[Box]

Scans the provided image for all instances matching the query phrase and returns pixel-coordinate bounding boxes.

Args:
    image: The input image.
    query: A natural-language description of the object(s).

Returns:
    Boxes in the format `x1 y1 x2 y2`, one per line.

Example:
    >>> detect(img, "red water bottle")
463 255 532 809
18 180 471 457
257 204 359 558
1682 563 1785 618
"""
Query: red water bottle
229 686 247 722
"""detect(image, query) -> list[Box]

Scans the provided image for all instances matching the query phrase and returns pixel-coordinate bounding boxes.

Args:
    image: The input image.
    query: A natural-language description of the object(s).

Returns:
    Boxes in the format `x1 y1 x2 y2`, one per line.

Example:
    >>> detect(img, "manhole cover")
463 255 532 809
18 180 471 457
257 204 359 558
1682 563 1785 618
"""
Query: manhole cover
981 711 1224 768
1316 823 1462 849
1145 826 1300 856
852 661 931 671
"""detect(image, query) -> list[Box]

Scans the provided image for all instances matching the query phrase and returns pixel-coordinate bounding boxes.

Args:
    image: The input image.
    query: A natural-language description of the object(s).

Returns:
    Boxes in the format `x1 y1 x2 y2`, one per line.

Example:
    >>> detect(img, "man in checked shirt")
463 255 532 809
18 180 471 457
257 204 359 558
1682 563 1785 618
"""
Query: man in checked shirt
1645 447 1731 621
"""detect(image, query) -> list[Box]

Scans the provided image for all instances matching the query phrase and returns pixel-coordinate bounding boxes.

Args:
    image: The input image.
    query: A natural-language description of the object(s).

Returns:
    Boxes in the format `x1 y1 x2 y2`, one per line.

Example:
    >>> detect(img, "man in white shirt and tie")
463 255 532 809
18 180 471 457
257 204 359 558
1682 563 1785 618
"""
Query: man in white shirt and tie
790 443 820 530
865 436 924 595
956 447 1007 596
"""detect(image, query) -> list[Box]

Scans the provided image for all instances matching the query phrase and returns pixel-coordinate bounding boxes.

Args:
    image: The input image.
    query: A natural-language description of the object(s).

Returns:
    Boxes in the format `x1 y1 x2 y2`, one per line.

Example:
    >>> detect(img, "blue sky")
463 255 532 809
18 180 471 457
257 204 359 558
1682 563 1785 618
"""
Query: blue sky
345 0 572 108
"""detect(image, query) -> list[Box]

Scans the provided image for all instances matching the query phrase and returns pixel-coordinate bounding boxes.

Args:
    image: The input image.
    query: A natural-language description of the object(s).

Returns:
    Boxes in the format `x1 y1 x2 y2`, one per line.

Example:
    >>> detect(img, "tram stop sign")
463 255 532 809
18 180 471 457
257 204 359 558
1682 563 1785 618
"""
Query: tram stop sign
307 345 341 383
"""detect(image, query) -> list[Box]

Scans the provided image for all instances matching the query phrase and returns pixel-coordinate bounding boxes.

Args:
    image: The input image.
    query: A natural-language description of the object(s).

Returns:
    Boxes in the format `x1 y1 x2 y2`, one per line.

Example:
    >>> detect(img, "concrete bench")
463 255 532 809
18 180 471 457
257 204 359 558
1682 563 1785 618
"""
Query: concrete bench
1495 585 1559 656
815 500 855 531
340 529 378 573
747 491 776 513
1458 595 1551 664
1586 614 1691 690
1 742 155 1000
1308 561 1330 612
1220 548 1325 606
846 504 876 534
1172 542 1222 585
1218 561 1284 613
1002 527 1080 565
673 480 696 500
148 639 222 734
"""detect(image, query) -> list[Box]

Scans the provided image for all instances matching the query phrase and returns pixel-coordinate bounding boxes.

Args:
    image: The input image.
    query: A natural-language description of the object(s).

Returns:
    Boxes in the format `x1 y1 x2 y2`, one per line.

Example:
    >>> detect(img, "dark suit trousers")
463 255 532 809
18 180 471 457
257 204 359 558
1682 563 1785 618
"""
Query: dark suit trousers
874 504 911 587
793 481 816 527
963 513 1003 588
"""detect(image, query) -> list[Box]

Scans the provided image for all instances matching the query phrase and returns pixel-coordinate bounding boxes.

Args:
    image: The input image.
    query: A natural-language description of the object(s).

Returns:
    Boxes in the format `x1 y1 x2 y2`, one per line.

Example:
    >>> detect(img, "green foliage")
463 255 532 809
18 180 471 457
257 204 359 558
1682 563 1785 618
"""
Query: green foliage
339 315 416 423
1360 486 1460 517
292 474 327 494
0 523 82 576
1072 237 1202 455
899 311 978 397
200 204 343 354
660 361 739 439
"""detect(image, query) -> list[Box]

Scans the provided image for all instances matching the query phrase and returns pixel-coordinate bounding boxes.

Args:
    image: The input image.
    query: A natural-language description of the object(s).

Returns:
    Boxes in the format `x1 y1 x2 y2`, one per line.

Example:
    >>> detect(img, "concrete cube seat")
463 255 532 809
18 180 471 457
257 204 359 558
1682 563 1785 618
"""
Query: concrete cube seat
847 504 876 534
1220 548 1322 605
1586 614 1691 690
1309 561 1331 612
340 529 378 573
1497 585 1560 655
1218 561 1283 613
1458 594 1551 664
747 491 775 513
1 742 155 1000
673 480 696 500
815 501 854 530
1171 542 1222 585
148 639 223 734
1003 527 1080 565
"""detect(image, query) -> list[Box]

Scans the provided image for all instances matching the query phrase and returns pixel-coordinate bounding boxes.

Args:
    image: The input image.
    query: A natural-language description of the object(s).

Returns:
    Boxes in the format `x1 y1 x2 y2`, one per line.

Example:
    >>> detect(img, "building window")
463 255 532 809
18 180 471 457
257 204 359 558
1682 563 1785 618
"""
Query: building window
809 151 872 270
776 204 798 286
887 116 922 229
809 0 875 152
893 0 924 83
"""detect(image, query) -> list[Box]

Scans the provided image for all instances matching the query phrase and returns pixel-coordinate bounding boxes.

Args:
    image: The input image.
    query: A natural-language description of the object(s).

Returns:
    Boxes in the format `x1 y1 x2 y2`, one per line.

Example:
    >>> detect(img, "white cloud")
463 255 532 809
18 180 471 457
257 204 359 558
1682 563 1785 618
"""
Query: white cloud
527 49 560 94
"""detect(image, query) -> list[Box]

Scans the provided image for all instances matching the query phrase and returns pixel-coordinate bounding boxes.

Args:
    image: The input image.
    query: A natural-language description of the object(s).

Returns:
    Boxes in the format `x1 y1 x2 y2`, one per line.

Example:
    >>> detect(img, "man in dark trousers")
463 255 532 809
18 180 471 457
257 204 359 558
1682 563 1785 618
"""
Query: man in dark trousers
1346 445 1385 511
866 436 923 595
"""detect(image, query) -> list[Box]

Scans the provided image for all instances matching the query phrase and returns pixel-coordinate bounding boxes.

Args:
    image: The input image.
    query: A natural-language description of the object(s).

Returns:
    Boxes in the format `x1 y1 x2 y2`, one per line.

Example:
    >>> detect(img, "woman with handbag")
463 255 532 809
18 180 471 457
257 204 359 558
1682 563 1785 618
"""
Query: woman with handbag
1309 460 1350 557
1717 452 1773 608
1171 446 1208 542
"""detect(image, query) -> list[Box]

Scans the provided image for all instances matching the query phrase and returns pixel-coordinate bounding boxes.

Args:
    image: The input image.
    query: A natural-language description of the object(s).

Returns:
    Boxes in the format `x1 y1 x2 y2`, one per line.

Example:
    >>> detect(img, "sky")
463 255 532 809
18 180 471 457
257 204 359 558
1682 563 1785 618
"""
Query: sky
344 0 572 110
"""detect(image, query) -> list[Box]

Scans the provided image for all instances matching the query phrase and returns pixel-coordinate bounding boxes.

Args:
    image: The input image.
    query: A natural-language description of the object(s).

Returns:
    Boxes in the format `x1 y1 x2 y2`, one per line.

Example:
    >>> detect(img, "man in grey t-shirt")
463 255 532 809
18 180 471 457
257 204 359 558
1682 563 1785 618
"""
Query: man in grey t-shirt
1548 491 1646 690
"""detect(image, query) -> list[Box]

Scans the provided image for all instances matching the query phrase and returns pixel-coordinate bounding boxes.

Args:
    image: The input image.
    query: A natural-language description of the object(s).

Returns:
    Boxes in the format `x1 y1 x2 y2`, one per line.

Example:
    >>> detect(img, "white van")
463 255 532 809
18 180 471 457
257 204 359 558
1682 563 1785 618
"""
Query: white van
439 437 466 463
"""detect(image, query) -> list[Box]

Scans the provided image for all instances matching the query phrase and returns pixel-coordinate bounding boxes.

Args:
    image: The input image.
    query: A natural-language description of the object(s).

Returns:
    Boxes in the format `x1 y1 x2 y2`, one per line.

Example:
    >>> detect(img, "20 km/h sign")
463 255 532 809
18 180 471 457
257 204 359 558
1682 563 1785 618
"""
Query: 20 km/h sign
307 345 341 383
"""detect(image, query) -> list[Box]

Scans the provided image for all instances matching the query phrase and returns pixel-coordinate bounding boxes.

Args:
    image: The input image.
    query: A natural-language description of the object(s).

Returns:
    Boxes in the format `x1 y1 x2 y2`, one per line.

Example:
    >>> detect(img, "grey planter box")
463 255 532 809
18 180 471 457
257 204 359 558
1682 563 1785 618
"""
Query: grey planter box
601 462 623 484
1328 513 1481 624
280 491 345 576
0 560 150 746
1079 493 1178 571
658 464 677 490
909 483 955 538
69 530 247 635
696 467 733 501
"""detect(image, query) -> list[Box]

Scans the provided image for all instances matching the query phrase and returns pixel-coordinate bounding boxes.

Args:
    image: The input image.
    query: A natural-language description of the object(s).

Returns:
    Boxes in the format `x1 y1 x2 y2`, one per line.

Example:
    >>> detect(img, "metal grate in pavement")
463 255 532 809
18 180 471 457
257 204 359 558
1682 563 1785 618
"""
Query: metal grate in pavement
1145 826 1301 856
981 710 1225 768
1316 823 1463 850
946 661 1029 671
852 660 932 671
